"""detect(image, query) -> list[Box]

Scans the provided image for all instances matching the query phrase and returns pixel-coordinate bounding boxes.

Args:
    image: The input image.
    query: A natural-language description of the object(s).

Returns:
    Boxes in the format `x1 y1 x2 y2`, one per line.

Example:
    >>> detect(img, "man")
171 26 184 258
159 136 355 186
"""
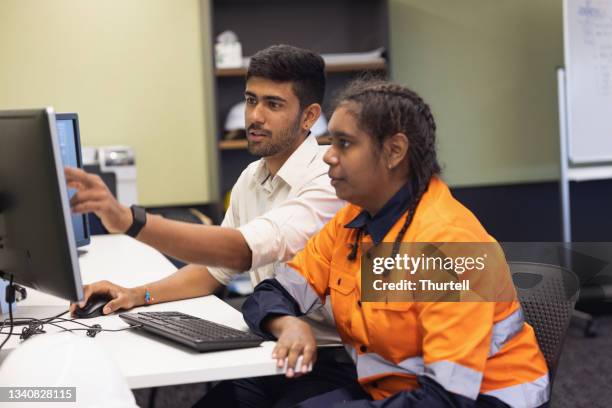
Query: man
66 44 357 407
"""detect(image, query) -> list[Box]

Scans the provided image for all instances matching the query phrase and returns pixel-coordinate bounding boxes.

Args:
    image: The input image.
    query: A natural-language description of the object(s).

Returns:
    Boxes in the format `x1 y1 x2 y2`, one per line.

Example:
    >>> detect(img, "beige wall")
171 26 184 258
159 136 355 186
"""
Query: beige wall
1 0 565 202
389 0 563 187
0 0 216 206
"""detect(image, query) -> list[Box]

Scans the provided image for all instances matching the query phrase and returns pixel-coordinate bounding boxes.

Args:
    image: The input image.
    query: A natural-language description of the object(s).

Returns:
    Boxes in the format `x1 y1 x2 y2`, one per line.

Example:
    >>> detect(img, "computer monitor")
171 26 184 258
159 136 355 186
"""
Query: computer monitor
0 108 83 303
55 113 91 247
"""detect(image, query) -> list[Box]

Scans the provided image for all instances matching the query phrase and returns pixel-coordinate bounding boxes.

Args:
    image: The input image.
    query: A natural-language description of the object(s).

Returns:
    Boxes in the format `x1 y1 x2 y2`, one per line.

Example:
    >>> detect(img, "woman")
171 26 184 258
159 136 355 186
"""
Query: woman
242 79 550 407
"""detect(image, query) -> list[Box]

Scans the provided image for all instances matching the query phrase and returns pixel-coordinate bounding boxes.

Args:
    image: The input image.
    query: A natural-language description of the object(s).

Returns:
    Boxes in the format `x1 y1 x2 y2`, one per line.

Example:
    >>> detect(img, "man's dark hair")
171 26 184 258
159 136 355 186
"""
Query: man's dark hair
246 44 326 108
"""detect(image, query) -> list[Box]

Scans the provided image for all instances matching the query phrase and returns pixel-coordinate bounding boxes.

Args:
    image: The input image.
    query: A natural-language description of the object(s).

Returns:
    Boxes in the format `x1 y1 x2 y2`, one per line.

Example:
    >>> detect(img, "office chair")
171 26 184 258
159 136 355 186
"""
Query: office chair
502 242 608 337
509 262 580 381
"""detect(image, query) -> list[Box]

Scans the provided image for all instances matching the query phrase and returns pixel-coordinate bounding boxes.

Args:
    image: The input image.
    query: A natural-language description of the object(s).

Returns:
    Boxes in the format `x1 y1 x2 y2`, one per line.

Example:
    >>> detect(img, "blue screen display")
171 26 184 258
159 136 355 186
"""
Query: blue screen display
56 118 88 246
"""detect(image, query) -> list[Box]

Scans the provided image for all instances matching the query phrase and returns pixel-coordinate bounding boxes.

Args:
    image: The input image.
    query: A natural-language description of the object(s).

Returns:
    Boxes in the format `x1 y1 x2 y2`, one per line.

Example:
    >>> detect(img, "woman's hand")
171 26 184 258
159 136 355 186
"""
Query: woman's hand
267 315 317 378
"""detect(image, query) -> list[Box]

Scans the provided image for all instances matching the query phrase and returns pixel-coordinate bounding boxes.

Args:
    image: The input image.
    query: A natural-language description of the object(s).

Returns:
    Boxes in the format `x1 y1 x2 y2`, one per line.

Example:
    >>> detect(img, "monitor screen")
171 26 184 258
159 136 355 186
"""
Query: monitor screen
55 113 90 247
0 108 83 302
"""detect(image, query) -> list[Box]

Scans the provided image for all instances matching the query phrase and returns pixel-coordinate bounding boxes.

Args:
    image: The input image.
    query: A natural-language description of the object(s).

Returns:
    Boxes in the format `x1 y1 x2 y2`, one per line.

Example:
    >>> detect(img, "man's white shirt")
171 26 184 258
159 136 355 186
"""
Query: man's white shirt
209 135 342 286
208 136 344 343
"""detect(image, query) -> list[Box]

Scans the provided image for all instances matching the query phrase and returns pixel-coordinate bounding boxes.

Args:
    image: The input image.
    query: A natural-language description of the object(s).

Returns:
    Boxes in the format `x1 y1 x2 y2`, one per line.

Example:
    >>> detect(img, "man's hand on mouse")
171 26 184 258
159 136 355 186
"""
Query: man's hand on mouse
69 281 145 316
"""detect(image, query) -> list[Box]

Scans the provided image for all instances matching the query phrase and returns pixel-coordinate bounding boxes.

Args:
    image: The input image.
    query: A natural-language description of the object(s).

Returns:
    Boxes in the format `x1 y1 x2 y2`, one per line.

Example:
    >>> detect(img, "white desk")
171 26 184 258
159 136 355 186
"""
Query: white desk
1 235 283 389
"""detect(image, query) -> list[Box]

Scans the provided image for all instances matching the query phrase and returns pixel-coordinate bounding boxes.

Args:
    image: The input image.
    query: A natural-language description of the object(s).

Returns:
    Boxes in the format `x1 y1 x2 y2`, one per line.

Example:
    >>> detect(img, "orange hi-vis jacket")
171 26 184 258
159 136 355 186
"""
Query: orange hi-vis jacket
246 177 550 407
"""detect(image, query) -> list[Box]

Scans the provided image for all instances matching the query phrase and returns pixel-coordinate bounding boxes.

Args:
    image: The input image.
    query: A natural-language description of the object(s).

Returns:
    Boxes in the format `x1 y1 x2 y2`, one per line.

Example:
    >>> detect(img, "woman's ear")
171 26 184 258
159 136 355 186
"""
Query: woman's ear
384 133 410 170
302 103 322 133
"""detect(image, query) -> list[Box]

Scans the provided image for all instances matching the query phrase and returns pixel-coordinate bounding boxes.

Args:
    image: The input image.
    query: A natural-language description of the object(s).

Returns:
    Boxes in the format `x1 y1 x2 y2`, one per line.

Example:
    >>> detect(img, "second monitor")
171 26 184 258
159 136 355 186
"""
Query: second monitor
55 113 90 248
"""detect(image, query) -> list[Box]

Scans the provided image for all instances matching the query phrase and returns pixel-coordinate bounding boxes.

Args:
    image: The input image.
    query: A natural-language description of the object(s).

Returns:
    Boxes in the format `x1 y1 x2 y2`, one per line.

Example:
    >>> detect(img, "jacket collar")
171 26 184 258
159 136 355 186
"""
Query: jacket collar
344 181 413 245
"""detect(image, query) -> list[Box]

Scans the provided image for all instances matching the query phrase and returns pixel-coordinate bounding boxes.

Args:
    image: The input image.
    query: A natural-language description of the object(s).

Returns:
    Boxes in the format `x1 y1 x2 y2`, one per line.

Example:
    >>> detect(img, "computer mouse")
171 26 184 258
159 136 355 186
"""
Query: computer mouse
73 294 113 319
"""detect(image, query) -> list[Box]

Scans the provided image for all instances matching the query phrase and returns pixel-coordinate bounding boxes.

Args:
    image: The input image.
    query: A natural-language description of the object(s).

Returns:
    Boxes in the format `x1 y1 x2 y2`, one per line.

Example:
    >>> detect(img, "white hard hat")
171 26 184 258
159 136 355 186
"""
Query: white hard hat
224 101 246 132
223 101 328 139
223 101 246 140
310 113 328 137
0 333 138 408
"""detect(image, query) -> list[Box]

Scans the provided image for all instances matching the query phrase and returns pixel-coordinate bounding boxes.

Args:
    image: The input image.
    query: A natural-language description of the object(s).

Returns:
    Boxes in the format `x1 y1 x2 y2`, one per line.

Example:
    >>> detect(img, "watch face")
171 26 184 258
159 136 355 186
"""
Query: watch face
133 205 146 223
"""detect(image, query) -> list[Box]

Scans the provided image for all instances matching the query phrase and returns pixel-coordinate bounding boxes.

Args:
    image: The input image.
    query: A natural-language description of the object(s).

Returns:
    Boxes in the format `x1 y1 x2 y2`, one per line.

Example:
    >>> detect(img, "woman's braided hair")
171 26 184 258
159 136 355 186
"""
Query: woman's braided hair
338 79 441 260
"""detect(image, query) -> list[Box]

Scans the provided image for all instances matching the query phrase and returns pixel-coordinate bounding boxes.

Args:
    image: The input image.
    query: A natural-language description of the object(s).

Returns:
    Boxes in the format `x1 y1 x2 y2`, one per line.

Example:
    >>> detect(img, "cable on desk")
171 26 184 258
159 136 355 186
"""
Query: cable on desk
0 311 144 340
2 309 69 328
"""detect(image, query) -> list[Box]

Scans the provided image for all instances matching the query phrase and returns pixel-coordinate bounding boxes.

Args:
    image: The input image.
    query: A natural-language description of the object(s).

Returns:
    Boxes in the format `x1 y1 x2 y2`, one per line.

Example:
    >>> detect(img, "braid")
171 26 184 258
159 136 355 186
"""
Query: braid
336 79 441 266
347 228 363 261
383 183 429 276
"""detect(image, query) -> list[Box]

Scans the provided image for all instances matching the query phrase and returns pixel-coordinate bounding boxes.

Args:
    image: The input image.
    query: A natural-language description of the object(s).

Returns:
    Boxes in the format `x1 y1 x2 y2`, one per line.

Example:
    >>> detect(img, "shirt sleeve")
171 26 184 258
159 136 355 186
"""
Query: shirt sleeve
283 207 340 299
238 175 344 270
207 180 243 285
242 211 342 337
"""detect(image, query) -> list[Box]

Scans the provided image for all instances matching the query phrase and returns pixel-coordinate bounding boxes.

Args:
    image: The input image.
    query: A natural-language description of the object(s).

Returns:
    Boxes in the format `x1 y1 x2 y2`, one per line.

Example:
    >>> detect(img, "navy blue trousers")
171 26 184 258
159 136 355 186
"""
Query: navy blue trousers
193 347 359 408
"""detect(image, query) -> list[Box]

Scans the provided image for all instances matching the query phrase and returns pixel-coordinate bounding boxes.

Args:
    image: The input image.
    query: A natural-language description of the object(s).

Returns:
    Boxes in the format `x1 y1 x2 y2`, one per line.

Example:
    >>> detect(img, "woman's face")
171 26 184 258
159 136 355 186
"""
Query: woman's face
324 103 391 211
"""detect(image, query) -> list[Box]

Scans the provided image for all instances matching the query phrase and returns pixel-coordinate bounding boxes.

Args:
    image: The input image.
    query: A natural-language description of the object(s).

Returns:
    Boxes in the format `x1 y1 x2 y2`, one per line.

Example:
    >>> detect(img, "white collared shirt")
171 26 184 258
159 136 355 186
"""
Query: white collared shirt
208 136 344 288
209 136 344 344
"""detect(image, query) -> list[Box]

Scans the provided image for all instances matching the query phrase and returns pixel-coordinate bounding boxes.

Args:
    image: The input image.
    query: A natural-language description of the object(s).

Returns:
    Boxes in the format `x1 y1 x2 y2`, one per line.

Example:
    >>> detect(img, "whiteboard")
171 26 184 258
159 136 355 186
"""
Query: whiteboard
564 0 612 164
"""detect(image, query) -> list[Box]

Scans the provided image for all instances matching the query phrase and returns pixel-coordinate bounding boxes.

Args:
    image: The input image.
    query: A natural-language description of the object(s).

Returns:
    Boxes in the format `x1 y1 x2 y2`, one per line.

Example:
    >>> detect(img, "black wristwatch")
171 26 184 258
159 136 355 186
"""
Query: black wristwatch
125 205 147 238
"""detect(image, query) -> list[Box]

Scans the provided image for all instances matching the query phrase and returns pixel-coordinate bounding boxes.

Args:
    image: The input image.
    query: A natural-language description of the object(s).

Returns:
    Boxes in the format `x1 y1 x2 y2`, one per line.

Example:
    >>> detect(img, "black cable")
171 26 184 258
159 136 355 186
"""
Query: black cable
0 280 138 343
54 325 143 334
2 309 69 328
45 309 69 321
0 274 15 351
0 322 143 335
7 316 98 329
0 308 143 340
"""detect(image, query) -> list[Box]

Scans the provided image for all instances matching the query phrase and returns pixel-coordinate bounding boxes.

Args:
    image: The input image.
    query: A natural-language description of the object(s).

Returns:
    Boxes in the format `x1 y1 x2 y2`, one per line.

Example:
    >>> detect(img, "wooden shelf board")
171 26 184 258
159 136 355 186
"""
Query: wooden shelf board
219 139 248 150
216 59 386 77
219 136 331 150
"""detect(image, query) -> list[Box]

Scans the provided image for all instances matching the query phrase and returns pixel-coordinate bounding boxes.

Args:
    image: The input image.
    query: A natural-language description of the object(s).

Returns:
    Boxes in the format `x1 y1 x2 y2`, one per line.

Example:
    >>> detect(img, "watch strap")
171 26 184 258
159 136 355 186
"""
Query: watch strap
125 205 147 238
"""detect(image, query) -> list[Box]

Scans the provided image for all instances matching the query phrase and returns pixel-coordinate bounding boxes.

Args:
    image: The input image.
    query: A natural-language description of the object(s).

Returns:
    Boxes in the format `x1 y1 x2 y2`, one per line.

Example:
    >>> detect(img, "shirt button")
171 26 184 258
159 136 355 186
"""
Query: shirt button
360 345 367 353
357 300 362 307
337 278 342 285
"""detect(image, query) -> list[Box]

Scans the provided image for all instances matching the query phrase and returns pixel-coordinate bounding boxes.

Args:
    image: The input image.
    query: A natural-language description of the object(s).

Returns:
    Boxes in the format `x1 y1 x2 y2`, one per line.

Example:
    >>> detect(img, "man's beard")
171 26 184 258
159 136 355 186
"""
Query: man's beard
247 115 302 157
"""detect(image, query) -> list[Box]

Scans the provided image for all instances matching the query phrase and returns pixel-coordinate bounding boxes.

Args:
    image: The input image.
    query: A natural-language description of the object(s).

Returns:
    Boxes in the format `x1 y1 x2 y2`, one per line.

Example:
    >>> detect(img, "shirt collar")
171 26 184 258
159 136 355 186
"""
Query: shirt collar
344 181 413 245
250 136 320 190
276 135 320 187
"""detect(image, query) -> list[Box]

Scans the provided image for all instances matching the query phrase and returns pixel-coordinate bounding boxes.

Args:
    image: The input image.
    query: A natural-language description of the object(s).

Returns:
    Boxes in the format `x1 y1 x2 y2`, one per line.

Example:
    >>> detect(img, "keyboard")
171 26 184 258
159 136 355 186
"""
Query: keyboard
119 311 264 352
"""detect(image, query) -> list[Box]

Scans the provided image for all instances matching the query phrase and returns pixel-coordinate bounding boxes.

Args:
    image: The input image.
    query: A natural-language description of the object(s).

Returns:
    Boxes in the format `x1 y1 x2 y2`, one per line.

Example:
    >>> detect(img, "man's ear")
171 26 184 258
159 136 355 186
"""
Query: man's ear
383 133 410 170
301 103 322 133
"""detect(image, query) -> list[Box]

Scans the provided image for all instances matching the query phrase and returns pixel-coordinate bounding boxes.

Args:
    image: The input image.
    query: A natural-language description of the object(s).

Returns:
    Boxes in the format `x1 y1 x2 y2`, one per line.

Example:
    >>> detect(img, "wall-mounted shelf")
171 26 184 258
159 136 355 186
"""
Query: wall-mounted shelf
219 139 248 150
211 0 390 196
219 136 332 151
216 58 387 77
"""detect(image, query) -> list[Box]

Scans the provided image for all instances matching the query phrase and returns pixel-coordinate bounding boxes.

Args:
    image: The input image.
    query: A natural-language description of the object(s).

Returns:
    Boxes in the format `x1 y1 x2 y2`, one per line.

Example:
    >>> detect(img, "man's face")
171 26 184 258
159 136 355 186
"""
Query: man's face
244 77 303 157
324 103 388 209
